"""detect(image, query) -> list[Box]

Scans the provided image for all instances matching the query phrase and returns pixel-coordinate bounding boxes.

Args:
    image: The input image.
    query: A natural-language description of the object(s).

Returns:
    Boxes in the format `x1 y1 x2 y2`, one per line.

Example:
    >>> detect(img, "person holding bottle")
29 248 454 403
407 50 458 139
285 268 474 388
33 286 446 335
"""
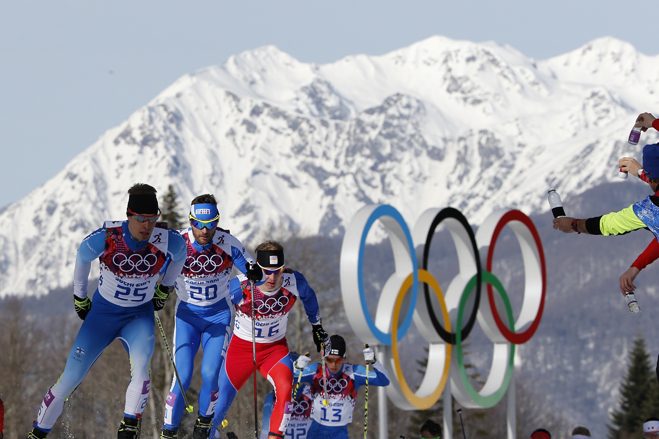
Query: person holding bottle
553 143 659 303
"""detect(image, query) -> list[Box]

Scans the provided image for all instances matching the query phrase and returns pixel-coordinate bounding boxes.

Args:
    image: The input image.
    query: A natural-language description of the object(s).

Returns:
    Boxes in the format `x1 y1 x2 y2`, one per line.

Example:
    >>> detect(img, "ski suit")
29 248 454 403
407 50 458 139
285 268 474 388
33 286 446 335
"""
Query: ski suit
162 227 252 430
32 221 186 433
212 270 322 437
298 360 389 439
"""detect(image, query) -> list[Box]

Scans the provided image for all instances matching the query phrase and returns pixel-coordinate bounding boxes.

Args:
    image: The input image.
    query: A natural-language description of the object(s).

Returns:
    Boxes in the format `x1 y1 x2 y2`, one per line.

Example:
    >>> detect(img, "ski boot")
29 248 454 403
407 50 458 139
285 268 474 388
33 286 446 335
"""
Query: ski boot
117 416 141 439
26 429 48 439
160 428 178 438
192 415 213 439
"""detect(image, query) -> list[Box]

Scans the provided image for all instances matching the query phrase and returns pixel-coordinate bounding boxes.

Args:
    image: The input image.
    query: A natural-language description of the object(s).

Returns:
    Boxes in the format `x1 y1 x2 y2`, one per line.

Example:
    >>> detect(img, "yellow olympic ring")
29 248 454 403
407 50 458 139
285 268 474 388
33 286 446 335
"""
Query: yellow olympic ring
390 269 452 410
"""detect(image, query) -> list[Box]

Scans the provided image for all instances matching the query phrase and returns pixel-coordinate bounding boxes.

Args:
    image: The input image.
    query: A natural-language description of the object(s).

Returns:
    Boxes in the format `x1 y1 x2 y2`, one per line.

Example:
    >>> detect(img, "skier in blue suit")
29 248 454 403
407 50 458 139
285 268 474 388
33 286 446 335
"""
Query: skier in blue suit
160 193 259 439
27 183 187 439
293 335 389 439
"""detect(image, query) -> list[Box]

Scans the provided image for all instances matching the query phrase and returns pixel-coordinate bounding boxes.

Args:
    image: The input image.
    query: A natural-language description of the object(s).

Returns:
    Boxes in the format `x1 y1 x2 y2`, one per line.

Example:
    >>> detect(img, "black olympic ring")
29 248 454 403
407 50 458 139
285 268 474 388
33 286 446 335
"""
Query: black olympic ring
420 207 482 345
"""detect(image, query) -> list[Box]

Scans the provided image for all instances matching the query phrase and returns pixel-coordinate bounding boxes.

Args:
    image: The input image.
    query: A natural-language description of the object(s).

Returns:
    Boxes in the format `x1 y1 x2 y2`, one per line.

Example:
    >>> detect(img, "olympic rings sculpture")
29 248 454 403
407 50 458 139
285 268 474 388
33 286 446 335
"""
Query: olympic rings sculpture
112 252 159 273
340 205 546 410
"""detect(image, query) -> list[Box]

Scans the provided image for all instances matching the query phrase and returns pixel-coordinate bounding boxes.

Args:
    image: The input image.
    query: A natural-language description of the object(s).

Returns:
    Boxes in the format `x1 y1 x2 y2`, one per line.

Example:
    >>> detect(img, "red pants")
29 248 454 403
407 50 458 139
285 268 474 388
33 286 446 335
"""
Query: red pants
215 337 293 435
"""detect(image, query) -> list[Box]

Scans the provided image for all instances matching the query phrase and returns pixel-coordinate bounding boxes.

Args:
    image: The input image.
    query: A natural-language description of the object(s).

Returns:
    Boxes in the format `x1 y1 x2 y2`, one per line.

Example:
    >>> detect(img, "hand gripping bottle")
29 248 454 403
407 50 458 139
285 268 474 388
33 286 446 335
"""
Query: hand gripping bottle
547 189 566 218
618 151 634 179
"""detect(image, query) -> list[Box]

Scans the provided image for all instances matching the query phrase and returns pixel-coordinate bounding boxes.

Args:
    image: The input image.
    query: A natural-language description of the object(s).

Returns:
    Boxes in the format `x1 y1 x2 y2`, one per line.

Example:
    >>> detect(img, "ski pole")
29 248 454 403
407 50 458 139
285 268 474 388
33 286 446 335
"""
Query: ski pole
456 408 467 439
154 311 194 414
250 279 259 439
320 342 330 406
363 344 370 439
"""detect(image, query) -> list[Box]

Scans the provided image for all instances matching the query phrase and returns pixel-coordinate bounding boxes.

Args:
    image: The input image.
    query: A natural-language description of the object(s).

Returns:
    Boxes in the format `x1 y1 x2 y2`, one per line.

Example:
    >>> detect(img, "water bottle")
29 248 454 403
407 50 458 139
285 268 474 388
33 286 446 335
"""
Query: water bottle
547 189 566 218
628 125 642 145
624 292 640 313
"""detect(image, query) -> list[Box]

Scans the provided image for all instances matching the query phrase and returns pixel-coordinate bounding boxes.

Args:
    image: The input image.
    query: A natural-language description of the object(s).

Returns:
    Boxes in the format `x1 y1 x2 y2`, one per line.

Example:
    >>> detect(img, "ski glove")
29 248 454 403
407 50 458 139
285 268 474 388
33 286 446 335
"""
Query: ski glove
153 284 173 311
363 345 376 365
73 295 92 320
312 324 329 353
246 262 263 282
294 354 311 371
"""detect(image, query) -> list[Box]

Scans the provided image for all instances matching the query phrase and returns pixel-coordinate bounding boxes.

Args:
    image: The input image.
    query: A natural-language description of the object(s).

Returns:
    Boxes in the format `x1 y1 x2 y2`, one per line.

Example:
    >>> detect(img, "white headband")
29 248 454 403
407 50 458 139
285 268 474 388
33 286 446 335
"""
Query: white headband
644 420 659 432
572 435 590 439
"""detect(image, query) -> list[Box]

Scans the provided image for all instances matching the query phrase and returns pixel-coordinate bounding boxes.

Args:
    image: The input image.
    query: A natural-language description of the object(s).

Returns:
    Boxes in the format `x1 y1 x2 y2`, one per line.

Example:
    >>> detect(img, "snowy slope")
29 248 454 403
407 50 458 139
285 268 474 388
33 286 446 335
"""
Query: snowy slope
2 35 659 297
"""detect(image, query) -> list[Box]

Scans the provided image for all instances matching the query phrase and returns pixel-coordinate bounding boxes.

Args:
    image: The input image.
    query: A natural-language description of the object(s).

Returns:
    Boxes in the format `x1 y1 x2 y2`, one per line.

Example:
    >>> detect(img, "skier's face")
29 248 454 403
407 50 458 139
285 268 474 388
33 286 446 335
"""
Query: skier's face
127 211 159 241
261 267 284 292
191 221 216 245
325 355 344 374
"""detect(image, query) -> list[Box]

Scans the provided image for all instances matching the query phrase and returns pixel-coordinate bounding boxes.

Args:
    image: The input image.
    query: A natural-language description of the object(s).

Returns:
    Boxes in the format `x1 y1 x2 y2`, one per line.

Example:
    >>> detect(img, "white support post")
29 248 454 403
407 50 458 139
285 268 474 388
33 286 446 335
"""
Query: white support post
443 381 453 439
507 371 516 439
377 345 388 439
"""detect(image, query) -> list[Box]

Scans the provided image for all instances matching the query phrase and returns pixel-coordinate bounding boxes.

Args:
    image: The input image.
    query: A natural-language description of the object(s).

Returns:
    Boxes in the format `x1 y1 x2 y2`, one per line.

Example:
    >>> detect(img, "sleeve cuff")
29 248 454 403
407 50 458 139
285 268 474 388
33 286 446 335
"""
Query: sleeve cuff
585 217 603 235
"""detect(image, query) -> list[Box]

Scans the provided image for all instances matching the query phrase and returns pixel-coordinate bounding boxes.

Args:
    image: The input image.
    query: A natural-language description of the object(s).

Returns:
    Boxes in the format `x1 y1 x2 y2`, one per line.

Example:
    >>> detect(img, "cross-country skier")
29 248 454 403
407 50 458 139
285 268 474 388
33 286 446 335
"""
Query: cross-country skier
212 240 329 439
26 184 186 439
293 334 390 439
160 194 259 439
554 143 659 298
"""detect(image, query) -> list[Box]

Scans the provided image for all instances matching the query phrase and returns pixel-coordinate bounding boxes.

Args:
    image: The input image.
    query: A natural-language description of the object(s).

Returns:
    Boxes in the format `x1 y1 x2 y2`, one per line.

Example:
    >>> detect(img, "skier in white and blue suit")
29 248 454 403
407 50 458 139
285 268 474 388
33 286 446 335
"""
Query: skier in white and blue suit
293 335 390 439
160 194 258 439
27 183 186 439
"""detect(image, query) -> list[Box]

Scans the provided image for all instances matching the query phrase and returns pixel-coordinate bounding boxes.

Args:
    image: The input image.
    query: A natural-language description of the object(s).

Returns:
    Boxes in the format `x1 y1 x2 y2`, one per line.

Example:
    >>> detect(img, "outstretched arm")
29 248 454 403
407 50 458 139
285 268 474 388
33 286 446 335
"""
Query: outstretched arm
620 239 659 294
553 205 646 235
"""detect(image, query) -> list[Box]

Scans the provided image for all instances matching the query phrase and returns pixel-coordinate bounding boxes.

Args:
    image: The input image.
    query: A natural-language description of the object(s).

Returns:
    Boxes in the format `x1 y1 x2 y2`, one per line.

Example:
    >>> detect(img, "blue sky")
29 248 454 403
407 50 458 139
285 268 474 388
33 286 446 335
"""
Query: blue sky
0 0 655 207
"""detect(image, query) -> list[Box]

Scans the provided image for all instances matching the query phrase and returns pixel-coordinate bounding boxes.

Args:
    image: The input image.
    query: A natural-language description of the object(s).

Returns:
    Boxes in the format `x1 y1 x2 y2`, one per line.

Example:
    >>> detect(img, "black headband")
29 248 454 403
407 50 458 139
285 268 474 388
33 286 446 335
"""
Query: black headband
256 249 285 268
127 193 159 215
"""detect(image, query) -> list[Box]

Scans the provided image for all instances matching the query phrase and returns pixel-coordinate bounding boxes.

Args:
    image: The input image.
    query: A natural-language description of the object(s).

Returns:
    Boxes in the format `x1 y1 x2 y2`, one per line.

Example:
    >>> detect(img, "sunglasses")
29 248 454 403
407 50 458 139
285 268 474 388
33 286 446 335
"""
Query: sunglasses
189 213 220 230
262 267 283 276
127 209 160 224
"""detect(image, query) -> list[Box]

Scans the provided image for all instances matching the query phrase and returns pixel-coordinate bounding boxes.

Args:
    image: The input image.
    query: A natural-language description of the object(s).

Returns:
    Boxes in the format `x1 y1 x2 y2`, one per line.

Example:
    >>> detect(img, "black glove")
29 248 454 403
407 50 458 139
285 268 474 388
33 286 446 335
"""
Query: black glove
73 295 92 320
227 433 238 439
153 284 173 311
312 323 329 353
246 263 262 282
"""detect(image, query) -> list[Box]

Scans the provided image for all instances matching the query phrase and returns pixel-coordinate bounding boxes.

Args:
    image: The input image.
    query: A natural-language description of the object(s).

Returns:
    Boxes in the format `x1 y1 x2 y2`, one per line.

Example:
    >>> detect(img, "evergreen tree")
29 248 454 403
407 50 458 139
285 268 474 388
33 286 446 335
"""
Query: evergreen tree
161 184 184 230
609 337 656 438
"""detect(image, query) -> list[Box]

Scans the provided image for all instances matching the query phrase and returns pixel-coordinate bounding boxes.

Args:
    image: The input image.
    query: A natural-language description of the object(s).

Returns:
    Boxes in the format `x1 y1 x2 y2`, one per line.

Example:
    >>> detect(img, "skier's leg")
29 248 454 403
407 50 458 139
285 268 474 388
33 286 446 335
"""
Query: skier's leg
197 306 231 418
118 308 155 419
211 337 254 433
32 298 117 432
261 347 293 437
163 307 201 430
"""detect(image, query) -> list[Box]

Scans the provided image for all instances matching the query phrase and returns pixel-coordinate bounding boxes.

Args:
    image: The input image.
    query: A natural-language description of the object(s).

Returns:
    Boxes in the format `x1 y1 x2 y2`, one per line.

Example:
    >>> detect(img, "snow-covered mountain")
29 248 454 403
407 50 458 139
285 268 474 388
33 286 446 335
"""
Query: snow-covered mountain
2 35 659 298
